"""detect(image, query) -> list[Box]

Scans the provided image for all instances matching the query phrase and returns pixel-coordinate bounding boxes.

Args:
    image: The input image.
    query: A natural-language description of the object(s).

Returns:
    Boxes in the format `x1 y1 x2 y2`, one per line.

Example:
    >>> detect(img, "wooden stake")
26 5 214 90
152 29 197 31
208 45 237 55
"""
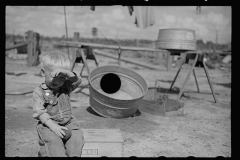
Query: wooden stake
169 61 184 90
203 61 218 103
79 48 90 76
177 53 199 100
193 68 200 93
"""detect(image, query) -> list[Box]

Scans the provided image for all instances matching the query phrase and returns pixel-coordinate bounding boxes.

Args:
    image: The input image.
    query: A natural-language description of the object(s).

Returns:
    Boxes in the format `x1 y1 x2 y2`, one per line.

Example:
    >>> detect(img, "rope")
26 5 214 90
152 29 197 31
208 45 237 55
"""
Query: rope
85 14 120 46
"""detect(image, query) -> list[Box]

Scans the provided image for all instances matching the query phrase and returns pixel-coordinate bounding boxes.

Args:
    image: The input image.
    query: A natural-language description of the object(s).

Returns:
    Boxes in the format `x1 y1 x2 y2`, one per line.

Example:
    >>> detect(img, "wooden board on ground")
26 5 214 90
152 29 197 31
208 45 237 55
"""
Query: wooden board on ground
81 129 124 157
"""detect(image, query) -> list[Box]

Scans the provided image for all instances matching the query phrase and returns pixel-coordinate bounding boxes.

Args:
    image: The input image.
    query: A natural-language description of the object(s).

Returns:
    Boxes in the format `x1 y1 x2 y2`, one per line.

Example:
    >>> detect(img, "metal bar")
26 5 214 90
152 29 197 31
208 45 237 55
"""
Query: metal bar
94 50 163 71
59 41 165 52
6 42 27 51
202 61 218 103
177 53 199 100
193 68 200 93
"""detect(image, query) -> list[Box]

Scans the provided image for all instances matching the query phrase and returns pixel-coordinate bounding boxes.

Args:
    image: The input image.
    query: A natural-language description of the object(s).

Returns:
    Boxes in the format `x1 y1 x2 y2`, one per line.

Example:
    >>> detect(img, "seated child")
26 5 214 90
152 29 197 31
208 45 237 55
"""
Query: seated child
32 51 84 157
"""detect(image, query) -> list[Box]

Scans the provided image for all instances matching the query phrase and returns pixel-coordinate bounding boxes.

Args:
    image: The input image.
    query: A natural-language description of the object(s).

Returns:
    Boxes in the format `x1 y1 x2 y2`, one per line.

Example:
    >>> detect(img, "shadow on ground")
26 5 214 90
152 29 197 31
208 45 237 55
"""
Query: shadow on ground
148 87 180 94
86 106 142 118
215 83 231 89
86 106 105 118
6 72 27 76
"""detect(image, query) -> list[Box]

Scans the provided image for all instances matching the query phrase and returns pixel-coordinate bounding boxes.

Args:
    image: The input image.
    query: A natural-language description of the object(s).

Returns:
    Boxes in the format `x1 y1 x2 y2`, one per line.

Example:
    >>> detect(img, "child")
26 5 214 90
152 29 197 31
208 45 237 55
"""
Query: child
32 51 84 157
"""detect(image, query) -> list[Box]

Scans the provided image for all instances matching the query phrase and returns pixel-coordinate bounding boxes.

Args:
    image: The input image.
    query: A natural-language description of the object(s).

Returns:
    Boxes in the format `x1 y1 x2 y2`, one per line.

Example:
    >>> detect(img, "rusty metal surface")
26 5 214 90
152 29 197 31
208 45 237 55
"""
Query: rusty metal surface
88 65 148 118
156 28 196 51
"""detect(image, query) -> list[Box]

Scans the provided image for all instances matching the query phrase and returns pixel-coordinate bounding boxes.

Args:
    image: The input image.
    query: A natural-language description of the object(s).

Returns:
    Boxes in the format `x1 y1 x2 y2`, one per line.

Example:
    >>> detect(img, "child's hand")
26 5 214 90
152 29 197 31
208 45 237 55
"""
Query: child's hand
50 123 68 138
50 69 67 78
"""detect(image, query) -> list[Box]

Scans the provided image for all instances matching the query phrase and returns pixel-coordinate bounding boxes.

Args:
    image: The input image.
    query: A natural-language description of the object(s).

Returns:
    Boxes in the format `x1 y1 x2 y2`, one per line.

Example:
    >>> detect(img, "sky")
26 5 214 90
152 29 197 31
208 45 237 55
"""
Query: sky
5 6 231 44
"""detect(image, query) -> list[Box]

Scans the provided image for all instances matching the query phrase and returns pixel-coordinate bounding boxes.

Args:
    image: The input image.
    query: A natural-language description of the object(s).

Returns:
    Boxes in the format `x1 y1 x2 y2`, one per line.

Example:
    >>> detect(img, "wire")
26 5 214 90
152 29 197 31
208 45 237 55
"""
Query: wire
85 14 119 45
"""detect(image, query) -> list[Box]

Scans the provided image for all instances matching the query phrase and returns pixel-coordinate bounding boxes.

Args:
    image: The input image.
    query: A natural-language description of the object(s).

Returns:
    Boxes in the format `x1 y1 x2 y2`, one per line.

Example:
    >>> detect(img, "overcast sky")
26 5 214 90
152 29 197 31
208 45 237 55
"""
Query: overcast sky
6 6 231 44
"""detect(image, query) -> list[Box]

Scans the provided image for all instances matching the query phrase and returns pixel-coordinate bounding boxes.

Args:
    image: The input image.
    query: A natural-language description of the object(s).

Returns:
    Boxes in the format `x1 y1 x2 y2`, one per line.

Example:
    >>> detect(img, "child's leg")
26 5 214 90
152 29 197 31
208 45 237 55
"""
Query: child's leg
64 118 85 157
65 129 85 157
37 123 67 157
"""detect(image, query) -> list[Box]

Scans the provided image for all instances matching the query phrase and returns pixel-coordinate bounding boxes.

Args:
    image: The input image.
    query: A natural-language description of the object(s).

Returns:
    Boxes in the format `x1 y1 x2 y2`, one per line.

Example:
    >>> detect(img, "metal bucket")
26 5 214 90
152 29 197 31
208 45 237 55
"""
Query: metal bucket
156 28 196 51
88 65 148 118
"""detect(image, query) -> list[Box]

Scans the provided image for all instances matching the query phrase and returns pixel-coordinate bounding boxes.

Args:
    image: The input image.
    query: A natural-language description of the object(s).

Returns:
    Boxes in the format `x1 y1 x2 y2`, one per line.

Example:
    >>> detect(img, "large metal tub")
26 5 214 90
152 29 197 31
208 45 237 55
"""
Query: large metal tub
156 28 196 51
88 65 148 118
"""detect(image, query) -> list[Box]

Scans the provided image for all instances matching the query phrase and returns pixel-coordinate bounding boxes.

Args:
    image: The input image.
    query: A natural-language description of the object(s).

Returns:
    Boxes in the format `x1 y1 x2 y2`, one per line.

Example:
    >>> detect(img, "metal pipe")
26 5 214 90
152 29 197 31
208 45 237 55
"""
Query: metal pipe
63 6 70 60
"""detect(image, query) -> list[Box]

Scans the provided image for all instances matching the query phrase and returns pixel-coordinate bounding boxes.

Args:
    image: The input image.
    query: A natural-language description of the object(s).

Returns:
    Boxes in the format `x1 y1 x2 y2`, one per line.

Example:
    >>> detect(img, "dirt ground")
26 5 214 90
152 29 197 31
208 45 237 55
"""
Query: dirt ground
5 48 231 157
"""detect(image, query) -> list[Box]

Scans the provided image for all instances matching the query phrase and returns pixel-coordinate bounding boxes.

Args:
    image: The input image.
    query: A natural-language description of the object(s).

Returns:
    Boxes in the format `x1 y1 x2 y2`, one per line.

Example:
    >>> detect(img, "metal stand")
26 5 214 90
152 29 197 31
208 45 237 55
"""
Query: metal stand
169 51 218 103
78 47 98 76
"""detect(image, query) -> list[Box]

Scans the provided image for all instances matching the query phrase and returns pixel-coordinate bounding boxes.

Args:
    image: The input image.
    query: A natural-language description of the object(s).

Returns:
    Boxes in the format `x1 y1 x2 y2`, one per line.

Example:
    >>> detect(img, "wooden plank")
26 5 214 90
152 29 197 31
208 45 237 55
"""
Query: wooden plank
82 129 123 143
5 42 27 51
94 49 163 70
59 41 165 52
81 129 123 157
82 142 122 157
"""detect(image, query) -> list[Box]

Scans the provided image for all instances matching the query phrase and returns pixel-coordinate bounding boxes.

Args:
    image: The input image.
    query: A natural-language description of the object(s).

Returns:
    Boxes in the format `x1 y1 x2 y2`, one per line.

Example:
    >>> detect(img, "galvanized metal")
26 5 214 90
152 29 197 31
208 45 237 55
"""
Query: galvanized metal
88 65 148 118
156 28 196 51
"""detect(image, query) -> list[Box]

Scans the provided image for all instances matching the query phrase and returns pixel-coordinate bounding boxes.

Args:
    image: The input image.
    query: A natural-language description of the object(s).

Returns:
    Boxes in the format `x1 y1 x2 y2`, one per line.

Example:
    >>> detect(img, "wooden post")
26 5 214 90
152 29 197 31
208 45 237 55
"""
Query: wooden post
32 32 37 66
202 61 218 103
27 31 34 66
70 32 80 71
26 31 40 66
74 32 80 42
169 61 184 90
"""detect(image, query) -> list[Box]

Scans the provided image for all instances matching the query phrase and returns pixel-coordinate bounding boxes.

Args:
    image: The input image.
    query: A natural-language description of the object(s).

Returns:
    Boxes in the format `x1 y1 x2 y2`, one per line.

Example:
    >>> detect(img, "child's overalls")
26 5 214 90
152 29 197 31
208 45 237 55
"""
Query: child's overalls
36 84 84 157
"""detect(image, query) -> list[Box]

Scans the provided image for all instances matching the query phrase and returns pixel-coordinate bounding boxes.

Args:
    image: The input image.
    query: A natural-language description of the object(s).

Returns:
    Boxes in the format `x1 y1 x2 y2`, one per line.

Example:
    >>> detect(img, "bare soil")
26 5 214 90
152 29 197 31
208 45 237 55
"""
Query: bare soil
5 48 231 157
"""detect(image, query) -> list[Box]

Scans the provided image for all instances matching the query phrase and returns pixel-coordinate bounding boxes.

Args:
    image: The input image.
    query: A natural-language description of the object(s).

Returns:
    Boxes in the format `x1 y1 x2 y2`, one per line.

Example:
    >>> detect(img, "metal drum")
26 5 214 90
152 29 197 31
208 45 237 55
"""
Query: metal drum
88 65 148 119
156 28 196 51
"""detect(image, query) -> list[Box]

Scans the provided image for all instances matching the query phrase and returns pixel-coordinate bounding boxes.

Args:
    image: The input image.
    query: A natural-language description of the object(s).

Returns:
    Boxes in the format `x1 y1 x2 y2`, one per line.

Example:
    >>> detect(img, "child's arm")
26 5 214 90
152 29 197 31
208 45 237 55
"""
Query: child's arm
33 87 68 138
51 69 82 93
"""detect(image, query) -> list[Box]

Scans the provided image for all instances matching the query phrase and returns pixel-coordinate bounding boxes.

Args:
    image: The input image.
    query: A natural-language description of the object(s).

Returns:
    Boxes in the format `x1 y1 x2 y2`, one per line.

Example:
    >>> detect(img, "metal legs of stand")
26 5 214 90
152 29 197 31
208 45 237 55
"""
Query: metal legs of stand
79 50 98 76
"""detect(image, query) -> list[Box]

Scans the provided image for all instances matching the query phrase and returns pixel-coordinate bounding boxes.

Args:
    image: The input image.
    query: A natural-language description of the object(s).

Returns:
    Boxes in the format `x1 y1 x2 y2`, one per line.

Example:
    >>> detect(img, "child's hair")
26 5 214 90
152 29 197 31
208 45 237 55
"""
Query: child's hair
42 51 71 70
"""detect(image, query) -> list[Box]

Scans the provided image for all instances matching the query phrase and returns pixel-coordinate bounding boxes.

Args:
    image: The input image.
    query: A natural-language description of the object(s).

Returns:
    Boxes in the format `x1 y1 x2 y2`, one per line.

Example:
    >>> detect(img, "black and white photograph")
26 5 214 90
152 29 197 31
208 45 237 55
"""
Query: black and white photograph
5 6 231 157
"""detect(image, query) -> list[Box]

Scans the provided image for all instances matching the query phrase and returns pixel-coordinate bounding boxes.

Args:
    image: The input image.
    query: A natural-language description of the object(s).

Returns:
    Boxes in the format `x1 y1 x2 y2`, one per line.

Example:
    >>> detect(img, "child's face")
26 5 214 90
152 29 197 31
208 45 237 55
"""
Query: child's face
43 66 68 89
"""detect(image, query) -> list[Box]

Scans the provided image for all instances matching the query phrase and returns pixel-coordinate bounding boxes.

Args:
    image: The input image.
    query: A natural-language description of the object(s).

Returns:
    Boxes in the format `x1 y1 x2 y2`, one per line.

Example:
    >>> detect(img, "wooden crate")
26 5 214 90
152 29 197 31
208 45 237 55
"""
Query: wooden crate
81 129 124 157
138 88 184 116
